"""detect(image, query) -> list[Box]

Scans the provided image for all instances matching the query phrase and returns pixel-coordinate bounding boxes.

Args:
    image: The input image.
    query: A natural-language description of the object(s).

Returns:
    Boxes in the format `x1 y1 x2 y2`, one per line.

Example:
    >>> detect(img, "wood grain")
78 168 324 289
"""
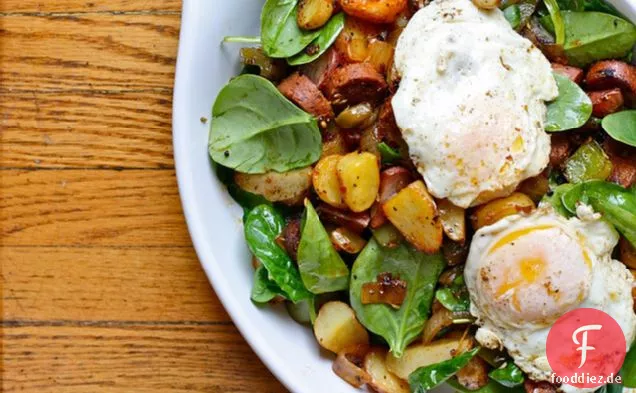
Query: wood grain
2 246 228 322
1 90 175 169
3 324 287 393
1 0 181 13
0 14 179 91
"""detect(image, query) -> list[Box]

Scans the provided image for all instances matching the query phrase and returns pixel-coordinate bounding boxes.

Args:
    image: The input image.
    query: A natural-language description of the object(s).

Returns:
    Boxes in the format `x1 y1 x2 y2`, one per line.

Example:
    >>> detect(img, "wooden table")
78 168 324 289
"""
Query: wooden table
1 1 287 391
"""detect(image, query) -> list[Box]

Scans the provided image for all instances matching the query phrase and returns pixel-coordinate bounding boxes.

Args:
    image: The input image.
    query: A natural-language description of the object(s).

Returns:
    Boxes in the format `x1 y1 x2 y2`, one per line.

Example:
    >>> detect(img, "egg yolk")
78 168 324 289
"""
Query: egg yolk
477 225 592 326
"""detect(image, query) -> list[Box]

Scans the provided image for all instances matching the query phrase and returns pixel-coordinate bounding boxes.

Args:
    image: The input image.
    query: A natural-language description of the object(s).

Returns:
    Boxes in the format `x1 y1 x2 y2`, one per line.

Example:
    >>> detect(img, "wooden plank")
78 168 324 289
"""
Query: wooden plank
2 324 288 393
0 1 181 13
0 90 175 169
1 170 193 246
0 14 179 91
2 246 231 322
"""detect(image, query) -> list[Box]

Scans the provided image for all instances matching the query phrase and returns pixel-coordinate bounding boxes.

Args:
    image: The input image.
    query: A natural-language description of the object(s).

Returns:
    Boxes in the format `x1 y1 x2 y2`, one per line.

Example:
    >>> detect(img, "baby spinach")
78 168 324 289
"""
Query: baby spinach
251 265 285 303
209 74 322 174
622 342 636 387
297 200 350 294
408 348 481 393
561 180 636 246
489 362 525 388
545 72 592 132
447 378 526 393
501 0 537 30
542 12 636 66
378 142 402 164
503 5 522 29
602 110 636 147
288 13 345 66
544 0 565 45
541 183 575 216
261 0 321 58
583 0 623 16
350 239 445 357
435 288 470 313
244 205 313 302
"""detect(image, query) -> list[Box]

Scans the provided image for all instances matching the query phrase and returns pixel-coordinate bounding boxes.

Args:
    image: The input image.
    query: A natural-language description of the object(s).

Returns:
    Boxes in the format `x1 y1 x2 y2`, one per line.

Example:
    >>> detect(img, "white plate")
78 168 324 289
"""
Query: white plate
172 1 636 392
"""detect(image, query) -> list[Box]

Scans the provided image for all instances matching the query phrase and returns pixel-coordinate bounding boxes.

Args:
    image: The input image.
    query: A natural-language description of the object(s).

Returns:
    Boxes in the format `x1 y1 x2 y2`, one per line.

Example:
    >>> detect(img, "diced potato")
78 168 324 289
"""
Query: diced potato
234 167 312 204
314 301 369 354
437 199 466 244
334 17 386 62
619 237 636 269
337 152 381 212
471 0 501 9
470 192 535 231
313 155 347 208
382 181 443 253
385 338 462 380
456 356 490 391
331 227 368 254
366 39 394 74
298 0 335 30
364 348 410 393
339 0 408 24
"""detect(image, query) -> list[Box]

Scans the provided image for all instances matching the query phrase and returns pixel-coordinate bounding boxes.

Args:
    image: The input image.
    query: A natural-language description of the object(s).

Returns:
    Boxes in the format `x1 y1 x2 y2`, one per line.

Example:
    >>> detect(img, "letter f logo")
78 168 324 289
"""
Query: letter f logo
572 325 602 368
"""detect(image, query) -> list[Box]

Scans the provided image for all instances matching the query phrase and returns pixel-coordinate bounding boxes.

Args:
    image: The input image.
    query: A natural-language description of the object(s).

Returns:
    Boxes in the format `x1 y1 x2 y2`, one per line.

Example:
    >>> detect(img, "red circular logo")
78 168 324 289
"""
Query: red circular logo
546 308 626 388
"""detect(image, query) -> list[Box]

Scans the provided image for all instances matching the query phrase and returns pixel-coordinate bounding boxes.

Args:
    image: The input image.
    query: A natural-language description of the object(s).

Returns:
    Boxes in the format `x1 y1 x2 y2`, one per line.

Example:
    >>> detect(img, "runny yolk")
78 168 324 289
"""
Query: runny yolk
494 257 547 311
488 225 554 254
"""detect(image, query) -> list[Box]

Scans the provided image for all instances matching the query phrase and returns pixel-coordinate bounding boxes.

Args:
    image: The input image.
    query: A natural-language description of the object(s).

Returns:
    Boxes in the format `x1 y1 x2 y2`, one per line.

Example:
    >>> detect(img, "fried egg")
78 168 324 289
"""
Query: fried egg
464 206 636 387
391 0 558 208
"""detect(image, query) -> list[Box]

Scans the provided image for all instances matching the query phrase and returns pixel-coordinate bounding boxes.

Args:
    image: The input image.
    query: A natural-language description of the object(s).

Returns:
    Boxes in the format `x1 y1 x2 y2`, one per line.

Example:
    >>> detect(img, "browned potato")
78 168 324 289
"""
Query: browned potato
471 0 501 9
366 39 394 74
333 346 372 388
331 227 368 253
298 0 335 30
314 301 369 354
383 181 443 253
437 199 466 244
385 338 463 380
339 0 408 24
456 357 490 391
337 151 381 212
313 155 347 208
470 192 535 230
334 16 386 62
516 174 549 204
234 167 312 204
364 348 410 393
619 237 636 269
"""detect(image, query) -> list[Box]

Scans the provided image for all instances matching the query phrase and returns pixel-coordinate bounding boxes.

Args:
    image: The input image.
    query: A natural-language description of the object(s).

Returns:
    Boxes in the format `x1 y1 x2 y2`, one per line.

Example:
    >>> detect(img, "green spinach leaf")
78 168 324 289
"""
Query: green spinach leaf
544 0 565 44
297 199 350 294
602 110 636 147
435 284 470 313
541 183 575 217
261 0 321 58
561 180 636 246
556 0 584 11
622 342 635 387
447 378 526 393
378 142 402 164
244 205 313 302
251 265 285 303
288 13 345 66
209 74 322 174
583 0 623 16
546 72 592 132
489 362 525 388
503 5 522 29
500 0 538 29
350 239 445 357
408 348 480 392
542 11 636 67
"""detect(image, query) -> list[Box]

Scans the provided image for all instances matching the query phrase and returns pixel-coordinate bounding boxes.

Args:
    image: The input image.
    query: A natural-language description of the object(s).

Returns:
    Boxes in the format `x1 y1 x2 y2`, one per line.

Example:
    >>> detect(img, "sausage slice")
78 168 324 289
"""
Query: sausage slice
278 72 334 122
586 60 636 93
588 88 624 117
323 63 388 109
551 63 584 84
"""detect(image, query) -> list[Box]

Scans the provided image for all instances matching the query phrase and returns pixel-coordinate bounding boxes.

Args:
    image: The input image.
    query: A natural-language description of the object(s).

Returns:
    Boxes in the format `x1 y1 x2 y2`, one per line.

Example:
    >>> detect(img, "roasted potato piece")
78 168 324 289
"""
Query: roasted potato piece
619 237 636 269
383 181 443 253
456 356 490 391
314 301 370 354
371 166 414 228
470 192 535 230
324 63 388 109
334 16 385 62
366 39 394 74
471 0 500 9
297 0 335 30
339 0 407 23
333 346 372 388
278 72 334 122
313 155 347 208
437 199 466 244
516 174 550 204
337 151 381 212
234 167 312 204
385 338 463 380
364 348 410 393
551 63 584 84
585 60 636 93
331 226 368 253
588 88 624 117
316 203 371 233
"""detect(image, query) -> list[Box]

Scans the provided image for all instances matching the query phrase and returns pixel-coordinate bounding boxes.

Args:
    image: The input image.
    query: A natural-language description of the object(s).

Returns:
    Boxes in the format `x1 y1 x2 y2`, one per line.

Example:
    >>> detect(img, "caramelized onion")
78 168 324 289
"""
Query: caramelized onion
361 273 407 308
422 307 454 344
333 345 372 388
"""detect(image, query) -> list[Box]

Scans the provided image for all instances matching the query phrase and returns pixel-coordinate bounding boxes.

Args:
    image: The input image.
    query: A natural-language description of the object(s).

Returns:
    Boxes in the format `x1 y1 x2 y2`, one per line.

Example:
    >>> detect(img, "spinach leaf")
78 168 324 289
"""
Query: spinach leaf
435 281 470 312
541 183 575 217
546 72 592 132
602 110 636 147
447 378 526 393
297 199 350 294
542 12 636 67
251 265 285 303
244 205 313 302
489 362 525 388
209 74 322 174
288 13 345 66
503 5 522 29
378 142 402 164
544 0 565 45
561 180 636 246
621 340 635 387
501 0 538 29
583 0 623 16
261 0 321 58
556 0 584 11
408 348 480 392
285 298 316 324
350 239 445 357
